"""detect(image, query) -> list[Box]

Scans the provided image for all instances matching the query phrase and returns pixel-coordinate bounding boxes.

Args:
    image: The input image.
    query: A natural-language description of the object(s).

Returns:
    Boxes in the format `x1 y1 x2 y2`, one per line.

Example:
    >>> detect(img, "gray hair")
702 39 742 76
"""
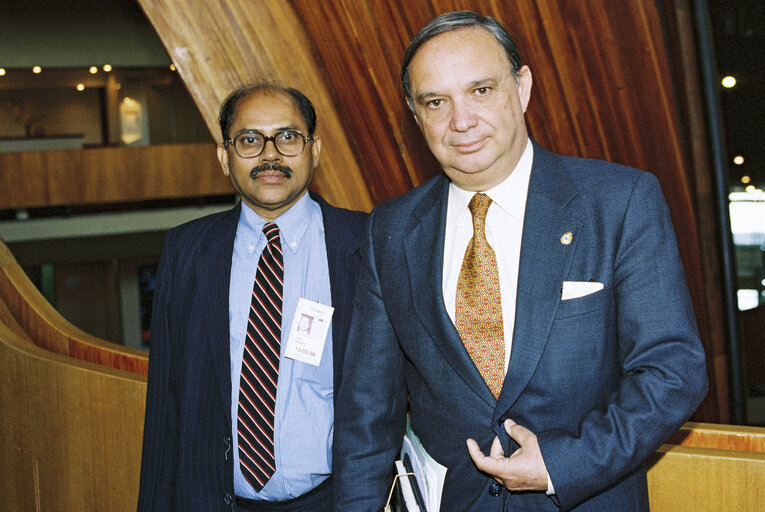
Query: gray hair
400 11 523 105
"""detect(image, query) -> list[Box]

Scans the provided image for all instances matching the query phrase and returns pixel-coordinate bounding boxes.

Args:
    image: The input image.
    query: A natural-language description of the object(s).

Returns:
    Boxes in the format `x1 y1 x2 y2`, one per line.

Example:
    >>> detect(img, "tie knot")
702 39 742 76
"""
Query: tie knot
468 193 492 223
262 222 281 244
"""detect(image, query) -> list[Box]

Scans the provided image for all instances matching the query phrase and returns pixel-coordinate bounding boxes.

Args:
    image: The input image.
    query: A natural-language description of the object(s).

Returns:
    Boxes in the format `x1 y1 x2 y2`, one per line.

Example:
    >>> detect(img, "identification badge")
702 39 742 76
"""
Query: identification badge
284 297 334 366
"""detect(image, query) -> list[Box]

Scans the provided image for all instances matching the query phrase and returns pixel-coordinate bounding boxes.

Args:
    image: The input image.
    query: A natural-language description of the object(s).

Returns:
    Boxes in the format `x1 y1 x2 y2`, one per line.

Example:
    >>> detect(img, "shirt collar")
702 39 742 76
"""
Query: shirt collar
448 138 534 221
238 192 314 254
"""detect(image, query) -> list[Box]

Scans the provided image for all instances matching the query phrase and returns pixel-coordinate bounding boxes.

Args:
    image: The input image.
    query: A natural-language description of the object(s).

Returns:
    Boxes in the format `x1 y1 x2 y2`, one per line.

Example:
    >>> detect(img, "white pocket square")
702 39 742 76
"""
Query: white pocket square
561 280 604 300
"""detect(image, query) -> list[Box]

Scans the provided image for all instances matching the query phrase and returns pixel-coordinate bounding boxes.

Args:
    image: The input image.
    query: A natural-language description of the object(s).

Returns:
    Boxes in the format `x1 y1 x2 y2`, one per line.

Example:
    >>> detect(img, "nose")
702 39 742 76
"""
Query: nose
259 138 281 161
450 98 478 132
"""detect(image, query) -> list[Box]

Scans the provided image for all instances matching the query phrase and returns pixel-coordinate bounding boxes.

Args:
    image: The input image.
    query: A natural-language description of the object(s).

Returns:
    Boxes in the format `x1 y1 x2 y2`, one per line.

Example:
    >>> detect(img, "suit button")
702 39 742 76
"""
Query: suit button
489 483 502 497
224 435 231 446
224 493 233 505
496 419 505 432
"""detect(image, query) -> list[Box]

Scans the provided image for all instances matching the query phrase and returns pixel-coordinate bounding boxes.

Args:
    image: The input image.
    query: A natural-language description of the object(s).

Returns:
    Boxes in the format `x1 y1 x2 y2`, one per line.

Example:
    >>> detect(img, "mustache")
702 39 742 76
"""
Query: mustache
249 162 293 179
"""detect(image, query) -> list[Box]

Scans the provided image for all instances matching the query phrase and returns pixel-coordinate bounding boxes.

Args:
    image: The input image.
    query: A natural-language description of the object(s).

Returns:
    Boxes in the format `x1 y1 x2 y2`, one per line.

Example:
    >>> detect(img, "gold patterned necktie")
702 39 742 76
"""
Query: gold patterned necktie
455 193 505 398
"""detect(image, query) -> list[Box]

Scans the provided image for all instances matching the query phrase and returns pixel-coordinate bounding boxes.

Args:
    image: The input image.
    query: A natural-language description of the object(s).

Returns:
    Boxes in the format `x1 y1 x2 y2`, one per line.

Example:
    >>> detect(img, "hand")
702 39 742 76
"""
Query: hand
466 419 549 491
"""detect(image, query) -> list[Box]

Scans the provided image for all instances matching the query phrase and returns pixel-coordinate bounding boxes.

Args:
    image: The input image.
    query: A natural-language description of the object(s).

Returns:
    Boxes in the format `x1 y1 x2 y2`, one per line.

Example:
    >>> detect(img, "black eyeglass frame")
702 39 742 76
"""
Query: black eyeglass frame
223 129 313 159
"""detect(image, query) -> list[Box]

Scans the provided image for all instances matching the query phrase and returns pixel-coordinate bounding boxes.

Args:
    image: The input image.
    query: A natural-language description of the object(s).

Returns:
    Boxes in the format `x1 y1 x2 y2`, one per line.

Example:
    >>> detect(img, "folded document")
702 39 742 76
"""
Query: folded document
387 418 447 512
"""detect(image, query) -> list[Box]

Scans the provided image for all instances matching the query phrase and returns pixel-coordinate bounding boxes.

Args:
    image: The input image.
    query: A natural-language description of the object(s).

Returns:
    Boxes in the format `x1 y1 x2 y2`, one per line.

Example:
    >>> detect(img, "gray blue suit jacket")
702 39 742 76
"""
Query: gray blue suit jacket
333 142 708 511
137 193 367 511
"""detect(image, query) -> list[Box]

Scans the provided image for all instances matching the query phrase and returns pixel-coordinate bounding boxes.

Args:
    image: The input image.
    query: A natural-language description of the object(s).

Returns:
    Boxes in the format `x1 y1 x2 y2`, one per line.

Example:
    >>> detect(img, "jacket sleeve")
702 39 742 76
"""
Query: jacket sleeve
332 211 409 510
137 232 179 511
538 173 709 509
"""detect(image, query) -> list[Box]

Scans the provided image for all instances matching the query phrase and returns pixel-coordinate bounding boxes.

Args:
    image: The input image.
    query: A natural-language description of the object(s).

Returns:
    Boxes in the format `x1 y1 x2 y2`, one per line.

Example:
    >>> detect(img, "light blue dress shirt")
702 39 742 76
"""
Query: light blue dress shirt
229 194 333 500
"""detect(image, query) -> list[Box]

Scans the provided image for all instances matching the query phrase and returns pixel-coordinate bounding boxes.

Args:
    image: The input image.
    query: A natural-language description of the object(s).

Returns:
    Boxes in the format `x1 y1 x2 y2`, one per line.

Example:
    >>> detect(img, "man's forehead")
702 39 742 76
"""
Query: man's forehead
232 91 305 130
409 28 512 93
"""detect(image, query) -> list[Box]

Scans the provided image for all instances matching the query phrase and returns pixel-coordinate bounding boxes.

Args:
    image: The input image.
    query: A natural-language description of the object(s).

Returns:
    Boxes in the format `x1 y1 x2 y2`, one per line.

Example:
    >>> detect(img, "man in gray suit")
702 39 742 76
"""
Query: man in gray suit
333 11 707 511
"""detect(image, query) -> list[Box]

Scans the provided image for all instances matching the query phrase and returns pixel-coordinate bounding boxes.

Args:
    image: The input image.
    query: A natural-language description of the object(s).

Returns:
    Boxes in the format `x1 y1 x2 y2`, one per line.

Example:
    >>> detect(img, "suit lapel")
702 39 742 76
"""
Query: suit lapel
405 176 497 407
494 143 583 418
195 204 240 408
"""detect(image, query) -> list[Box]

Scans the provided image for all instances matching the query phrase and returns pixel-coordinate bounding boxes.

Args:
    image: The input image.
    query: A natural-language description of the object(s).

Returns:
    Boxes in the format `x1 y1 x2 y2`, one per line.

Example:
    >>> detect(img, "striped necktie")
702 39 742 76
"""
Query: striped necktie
236 222 283 491
455 193 505 398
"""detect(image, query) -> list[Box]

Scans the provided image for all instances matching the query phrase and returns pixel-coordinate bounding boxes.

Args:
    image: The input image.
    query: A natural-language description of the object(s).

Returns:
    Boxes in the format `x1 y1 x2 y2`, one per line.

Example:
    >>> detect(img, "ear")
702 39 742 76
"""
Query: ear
311 133 322 168
408 99 423 130
217 143 230 177
516 65 533 113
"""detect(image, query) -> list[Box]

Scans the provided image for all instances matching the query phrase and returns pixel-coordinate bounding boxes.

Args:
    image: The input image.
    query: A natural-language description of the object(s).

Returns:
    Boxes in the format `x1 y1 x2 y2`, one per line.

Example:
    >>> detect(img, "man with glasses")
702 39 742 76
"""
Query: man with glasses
138 82 367 512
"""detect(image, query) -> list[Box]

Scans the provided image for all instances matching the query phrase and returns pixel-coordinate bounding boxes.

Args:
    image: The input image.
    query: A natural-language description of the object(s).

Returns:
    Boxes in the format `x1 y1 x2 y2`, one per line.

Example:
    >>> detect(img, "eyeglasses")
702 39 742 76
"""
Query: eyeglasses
224 129 312 158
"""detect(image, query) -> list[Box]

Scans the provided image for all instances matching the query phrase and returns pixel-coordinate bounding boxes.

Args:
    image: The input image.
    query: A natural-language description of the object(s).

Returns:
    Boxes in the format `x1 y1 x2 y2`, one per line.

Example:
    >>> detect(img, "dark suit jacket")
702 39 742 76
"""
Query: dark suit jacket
137 193 367 511
333 142 708 511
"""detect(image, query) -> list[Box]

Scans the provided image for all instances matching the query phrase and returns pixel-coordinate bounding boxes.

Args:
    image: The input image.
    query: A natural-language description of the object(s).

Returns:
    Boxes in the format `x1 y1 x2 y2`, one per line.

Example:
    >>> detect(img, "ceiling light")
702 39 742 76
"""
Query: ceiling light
76 83 85 91
721 76 736 88
103 64 112 72
32 66 42 74
733 155 744 165
89 66 98 74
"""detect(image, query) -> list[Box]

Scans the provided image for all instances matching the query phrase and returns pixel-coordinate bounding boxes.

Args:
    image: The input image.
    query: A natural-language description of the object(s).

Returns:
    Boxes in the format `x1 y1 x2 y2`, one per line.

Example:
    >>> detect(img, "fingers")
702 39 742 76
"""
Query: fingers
466 437 488 466
504 418 534 447
489 435 505 458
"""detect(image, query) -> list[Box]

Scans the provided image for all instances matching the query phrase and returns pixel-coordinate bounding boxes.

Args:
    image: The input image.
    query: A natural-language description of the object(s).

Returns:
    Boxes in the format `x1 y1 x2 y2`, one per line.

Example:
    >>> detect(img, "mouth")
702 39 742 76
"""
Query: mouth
250 163 293 180
451 137 487 153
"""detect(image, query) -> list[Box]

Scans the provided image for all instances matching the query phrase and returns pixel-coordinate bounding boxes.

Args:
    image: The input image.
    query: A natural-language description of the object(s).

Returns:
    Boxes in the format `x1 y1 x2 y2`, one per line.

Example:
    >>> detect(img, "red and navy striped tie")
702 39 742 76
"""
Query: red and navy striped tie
237 222 283 491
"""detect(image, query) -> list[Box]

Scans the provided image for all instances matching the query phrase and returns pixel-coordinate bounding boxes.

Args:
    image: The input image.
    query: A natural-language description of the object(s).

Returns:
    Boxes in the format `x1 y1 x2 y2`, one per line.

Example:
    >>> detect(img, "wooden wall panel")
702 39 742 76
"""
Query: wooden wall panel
291 0 724 421
137 0 726 420
135 0 374 213
647 444 765 512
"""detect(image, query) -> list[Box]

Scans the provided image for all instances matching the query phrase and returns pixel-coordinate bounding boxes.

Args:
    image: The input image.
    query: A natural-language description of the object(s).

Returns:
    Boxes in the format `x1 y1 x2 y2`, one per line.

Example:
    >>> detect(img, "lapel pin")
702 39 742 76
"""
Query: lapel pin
560 232 573 245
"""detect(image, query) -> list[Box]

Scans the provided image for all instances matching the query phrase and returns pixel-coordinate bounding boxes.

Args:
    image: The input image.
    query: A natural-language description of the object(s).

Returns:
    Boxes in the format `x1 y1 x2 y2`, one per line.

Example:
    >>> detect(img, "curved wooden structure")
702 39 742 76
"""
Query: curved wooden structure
0 239 147 512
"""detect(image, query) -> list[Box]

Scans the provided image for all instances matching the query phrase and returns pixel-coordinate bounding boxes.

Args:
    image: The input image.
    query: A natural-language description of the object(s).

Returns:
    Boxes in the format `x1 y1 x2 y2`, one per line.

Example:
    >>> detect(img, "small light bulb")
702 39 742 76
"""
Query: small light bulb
32 66 42 74
169 64 176 71
0 68 6 76
89 66 98 74
721 76 736 88
733 155 744 165
103 64 112 72
741 175 751 184
76 83 85 91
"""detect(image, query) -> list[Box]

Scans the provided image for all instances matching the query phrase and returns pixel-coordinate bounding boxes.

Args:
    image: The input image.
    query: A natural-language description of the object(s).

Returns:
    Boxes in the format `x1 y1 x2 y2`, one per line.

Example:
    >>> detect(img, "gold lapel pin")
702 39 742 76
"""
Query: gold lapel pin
560 232 573 245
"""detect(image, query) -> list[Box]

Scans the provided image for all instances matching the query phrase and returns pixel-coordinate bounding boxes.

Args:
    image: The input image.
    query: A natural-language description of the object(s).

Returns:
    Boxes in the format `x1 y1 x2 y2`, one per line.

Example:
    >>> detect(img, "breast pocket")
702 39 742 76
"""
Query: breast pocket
555 286 609 319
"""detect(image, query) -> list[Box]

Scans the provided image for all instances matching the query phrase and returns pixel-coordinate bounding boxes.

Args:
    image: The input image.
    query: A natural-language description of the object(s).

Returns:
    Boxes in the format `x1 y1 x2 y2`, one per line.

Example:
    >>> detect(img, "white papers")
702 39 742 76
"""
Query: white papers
393 460 421 512
398 418 447 511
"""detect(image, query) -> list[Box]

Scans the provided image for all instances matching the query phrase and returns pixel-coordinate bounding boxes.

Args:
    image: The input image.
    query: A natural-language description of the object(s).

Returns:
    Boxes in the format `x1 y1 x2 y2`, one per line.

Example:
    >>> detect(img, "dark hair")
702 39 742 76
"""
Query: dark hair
400 11 523 104
218 81 317 143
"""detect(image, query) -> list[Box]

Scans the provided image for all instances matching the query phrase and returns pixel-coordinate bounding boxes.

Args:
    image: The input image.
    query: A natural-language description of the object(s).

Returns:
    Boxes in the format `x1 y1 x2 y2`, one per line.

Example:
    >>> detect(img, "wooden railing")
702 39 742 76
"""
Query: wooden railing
0 142 233 210
648 423 765 510
0 237 763 511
